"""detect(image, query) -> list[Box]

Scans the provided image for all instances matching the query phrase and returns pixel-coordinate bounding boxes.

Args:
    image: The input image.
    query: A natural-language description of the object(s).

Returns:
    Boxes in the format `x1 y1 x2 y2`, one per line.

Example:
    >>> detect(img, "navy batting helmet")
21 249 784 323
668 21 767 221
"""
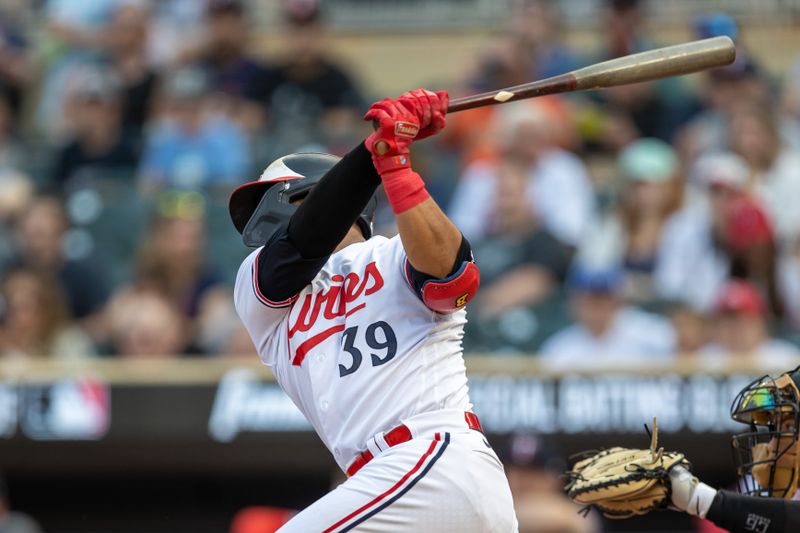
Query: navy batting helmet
229 153 377 247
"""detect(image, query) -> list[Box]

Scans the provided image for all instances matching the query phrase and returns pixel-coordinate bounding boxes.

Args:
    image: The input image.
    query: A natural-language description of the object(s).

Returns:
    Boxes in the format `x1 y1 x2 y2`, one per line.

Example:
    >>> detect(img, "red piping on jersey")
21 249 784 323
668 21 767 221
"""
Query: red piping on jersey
252 252 298 308
322 434 442 533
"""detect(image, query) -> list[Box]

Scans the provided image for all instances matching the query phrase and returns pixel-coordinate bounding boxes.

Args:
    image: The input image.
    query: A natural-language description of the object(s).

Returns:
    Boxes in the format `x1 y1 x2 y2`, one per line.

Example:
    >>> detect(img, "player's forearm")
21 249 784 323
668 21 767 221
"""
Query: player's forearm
704 489 797 533
672 467 797 533
395 197 463 279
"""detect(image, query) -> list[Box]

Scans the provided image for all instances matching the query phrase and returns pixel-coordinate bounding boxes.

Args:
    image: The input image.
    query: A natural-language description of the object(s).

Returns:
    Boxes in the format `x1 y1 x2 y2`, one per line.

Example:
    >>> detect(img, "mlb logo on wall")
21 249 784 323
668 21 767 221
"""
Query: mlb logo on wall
19 377 110 440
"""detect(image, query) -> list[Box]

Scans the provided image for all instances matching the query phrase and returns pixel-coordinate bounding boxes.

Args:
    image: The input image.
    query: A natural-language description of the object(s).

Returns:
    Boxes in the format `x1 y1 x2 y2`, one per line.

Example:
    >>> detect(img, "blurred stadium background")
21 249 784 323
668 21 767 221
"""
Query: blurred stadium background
1 0 800 531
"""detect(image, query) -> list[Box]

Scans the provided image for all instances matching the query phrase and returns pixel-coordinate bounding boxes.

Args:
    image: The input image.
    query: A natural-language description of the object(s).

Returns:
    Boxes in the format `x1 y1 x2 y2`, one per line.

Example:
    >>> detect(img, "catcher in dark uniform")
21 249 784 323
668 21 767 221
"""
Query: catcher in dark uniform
566 366 800 533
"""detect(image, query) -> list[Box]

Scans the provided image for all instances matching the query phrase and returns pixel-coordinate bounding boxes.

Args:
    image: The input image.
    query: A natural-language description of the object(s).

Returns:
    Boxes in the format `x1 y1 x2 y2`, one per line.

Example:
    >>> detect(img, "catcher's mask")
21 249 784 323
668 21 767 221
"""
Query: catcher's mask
228 152 377 247
730 366 800 499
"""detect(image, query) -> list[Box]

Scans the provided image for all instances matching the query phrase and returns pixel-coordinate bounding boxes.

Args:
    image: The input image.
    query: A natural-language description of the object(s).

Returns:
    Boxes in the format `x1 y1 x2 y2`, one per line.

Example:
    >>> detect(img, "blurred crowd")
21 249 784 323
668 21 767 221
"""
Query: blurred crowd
0 0 798 373
2 1 799 532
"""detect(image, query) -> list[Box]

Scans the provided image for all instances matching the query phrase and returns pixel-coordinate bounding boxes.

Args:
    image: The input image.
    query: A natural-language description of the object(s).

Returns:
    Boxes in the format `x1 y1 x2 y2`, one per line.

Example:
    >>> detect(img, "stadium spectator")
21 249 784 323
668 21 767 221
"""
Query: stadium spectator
725 195 784 317
0 92 25 172
0 268 95 358
471 156 571 317
105 1 159 141
500 434 601 533
0 475 42 533
782 53 800 129
132 193 226 321
198 0 266 125
448 101 595 248
673 152 783 316
105 288 189 357
53 68 138 187
584 0 695 145
194 288 251 356
0 0 34 124
138 67 250 191
578 138 681 303
728 103 800 244
655 153 759 311
700 280 798 364
219 323 258 357
37 0 120 141
145 0 207 68
244 0 367 155
601 0 650 59
12 196 111 327
667 303 709 355
464 0 581 93
0 169 33 272
675 14 785 163
540 264 676 368
779 236 800 329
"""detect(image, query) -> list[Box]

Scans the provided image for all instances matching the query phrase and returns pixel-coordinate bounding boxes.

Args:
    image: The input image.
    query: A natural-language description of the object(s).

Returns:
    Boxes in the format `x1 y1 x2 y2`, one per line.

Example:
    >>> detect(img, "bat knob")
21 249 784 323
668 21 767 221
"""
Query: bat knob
374 141 389 156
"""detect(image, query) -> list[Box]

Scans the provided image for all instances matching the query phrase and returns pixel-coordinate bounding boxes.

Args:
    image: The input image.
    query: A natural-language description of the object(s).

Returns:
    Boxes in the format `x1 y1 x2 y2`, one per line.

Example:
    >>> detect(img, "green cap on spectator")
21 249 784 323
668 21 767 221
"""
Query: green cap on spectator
618 138 678 183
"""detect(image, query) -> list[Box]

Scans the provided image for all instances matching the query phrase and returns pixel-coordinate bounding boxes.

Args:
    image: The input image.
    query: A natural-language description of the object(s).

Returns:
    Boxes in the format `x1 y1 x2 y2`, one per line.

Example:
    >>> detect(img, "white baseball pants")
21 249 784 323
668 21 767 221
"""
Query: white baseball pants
278 427 518 532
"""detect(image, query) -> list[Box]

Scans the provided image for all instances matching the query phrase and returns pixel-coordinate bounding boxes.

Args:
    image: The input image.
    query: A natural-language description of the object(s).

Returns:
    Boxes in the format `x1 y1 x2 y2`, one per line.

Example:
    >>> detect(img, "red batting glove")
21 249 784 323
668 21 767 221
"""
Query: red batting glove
363 89 448 214
364 97 420 161
397 88 449 140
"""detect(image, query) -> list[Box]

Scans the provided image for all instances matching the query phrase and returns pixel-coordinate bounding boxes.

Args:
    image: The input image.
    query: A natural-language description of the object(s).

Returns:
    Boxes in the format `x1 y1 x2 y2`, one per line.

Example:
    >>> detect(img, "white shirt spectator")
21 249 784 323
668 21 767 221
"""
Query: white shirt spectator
448 150 595 247
539 307 676 369
754 149 800 246
654 205 730 311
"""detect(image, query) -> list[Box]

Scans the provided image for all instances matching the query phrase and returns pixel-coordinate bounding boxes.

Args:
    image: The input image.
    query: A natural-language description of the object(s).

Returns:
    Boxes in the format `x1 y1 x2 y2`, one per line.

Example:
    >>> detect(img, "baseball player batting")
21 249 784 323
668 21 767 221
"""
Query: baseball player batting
229 89 517 532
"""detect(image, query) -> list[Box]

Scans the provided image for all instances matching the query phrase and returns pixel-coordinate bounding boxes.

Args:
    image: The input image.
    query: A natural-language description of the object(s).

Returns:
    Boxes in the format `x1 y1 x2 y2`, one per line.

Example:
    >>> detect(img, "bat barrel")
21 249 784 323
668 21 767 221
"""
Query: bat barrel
447 36 735 114
572 35 735 90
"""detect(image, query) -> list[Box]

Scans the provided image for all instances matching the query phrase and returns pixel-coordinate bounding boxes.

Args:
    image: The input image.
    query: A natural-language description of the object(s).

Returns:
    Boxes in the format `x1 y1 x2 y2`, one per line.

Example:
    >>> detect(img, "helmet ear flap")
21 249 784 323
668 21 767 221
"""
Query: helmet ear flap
242 183 297 247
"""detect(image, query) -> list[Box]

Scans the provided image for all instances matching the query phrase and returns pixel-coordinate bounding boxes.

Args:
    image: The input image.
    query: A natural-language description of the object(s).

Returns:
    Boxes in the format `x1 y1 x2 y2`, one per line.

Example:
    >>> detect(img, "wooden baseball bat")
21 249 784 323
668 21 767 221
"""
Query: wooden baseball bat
447 36 735 113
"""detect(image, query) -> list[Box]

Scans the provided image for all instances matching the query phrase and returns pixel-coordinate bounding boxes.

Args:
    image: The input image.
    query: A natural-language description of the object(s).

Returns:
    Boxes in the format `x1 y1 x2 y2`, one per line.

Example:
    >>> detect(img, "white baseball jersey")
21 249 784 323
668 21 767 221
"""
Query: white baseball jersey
234 235 472 472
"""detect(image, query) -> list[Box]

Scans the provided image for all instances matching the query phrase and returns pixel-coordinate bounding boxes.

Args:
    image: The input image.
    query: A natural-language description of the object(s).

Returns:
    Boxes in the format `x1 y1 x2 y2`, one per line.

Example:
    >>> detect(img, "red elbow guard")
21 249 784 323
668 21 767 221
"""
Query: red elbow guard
421 261 480 314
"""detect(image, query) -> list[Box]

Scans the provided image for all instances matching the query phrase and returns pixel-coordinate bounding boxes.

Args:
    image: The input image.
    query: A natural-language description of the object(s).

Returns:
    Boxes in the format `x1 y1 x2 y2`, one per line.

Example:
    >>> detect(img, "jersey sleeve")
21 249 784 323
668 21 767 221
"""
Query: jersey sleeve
234 248 291 367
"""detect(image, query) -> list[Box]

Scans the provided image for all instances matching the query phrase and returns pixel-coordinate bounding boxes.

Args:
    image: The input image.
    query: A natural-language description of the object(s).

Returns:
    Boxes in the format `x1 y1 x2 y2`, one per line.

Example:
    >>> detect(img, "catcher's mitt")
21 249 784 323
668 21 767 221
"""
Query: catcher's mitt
564 418 690 519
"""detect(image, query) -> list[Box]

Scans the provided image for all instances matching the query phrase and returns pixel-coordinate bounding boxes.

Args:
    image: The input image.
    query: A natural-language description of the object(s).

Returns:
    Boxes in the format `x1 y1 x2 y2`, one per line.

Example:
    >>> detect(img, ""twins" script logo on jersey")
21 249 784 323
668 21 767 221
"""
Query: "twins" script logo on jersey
289 261 384 366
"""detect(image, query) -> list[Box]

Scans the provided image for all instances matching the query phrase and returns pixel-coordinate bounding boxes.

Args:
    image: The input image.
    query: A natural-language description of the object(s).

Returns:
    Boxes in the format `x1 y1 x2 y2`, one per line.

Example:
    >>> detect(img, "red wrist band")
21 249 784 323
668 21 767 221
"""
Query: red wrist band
381 168 430 214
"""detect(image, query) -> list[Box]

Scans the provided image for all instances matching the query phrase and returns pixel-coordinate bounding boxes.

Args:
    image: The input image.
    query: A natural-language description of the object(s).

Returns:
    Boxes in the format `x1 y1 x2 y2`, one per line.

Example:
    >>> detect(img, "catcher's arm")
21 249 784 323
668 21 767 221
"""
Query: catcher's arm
567 420 800 530
672 465 800 533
